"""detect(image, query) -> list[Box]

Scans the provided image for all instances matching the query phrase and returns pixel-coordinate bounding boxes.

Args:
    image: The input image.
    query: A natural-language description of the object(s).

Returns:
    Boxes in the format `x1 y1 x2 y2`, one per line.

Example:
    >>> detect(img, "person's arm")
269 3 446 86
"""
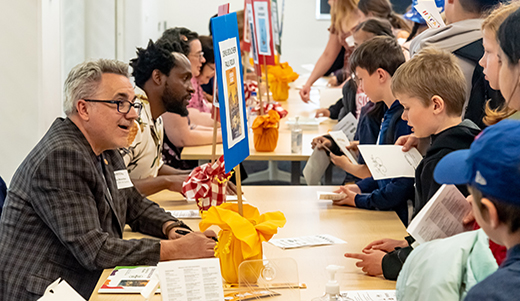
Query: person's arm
330 153 371 179
327 98 344 120
162 112 222 147
300 32 343 103
187 108 216 128
354 178 415 211
381 246 413 280
131 174 188 196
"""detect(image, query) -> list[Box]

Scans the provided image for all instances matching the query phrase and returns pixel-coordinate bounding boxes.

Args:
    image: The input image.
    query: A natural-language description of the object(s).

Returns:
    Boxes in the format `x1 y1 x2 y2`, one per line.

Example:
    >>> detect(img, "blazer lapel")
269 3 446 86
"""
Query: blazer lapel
99 154 124 237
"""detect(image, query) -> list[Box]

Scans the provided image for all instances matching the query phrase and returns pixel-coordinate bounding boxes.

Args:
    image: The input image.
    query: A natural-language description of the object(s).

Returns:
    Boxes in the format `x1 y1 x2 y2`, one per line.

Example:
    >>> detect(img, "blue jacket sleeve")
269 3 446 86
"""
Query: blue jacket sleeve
356 177 379 193
354 177 414 211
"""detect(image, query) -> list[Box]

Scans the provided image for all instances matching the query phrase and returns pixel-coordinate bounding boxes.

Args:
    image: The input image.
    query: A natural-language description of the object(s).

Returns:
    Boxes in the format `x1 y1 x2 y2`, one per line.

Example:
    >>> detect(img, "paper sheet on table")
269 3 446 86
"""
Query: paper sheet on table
329 131 359 165
99 266 158 294
269 234 346 249
38 278 85 301
407 184 472 244
317 191 346 201
340 290 396 301
332 112 357 141
319 87 343 108
358 145 423 180
303 149 331 185
167 210 201 219
415 0 446 28
157 258 224 301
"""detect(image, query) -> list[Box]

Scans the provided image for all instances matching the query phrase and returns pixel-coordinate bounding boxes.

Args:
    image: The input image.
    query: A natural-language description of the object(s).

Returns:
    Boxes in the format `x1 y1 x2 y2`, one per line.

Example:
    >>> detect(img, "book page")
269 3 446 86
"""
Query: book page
328 131 359 165
358 145 423 180
167 210 201 219
269 234 346 249
332 112 358 142
407 184 471 244
157 258 224 301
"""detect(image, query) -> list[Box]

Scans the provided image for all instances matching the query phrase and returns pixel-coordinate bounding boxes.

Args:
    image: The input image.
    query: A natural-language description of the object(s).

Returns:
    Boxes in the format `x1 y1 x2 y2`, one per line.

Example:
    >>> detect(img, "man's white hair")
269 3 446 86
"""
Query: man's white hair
63 59 130 116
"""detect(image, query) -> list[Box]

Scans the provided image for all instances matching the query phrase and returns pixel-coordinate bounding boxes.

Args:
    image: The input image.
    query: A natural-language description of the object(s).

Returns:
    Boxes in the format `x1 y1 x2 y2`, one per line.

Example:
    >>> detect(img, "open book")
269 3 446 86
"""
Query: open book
407 184 472 244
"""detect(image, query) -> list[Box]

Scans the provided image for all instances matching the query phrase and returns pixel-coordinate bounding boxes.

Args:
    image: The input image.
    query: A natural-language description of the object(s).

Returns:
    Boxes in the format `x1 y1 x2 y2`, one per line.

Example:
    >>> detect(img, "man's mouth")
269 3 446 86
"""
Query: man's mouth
118 124 130 130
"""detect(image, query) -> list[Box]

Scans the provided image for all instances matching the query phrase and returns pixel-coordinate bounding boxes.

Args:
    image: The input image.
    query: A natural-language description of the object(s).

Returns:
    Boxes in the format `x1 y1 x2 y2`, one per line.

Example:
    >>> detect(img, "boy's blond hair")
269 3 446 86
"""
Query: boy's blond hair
391 47 466 117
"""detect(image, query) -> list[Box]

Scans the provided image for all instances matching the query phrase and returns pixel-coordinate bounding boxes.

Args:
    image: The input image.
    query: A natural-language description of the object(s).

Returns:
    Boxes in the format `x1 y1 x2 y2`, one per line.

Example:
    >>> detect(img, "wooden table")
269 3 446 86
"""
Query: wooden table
89 186 407 301
181 89 337 184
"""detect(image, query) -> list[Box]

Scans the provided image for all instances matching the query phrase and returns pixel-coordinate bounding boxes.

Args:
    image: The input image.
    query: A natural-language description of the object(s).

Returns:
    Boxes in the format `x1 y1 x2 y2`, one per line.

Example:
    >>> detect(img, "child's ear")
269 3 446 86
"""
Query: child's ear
377 68 389 83
431 95 445 114
481 198 500 229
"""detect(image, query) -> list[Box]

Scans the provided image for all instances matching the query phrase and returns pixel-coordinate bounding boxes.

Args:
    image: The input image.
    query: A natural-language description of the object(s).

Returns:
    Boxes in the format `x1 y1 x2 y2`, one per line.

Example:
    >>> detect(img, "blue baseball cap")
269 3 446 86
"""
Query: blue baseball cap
404 0 445 25
434 120 520 205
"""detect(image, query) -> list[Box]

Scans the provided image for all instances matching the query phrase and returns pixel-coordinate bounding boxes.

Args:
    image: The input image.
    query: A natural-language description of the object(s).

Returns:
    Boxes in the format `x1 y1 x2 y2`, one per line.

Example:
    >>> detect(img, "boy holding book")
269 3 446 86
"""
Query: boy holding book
433 120 520 300
334 36 413 225
345 47 480 279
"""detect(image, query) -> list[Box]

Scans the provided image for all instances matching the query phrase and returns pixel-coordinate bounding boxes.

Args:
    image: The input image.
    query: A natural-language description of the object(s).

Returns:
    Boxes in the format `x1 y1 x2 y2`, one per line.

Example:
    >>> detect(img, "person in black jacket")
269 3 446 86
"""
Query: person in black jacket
344 47 481 279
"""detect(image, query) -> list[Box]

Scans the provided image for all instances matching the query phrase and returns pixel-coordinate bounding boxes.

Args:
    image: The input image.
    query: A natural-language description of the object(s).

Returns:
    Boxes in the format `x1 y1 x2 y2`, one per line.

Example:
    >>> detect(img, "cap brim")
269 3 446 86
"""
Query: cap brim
433 149 472 185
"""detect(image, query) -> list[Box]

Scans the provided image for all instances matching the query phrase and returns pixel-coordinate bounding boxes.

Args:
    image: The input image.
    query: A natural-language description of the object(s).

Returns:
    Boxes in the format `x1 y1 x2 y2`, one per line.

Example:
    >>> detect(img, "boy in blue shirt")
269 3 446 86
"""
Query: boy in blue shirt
334 36 413 225
434 120 520 300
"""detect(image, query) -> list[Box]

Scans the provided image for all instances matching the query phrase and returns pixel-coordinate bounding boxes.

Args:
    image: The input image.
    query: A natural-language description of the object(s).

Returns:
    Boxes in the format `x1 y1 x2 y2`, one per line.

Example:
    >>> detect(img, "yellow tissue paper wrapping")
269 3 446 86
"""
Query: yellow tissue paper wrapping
199 203 286 283
267 62 299 101
252 110 280 152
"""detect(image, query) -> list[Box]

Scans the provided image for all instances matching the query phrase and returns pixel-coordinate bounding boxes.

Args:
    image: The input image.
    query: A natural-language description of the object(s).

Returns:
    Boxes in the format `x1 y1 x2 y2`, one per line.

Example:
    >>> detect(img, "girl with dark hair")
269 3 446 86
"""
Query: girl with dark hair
357 0 411 41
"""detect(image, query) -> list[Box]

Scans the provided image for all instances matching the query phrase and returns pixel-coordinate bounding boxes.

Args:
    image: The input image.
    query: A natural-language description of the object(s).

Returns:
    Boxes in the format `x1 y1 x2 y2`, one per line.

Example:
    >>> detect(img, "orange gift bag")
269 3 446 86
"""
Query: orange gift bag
251 110 280 152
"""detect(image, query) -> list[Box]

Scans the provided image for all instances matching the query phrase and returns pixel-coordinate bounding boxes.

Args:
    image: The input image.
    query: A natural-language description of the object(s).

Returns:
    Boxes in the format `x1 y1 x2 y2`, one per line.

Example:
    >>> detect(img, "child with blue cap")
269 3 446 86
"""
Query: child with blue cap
433 119 520 300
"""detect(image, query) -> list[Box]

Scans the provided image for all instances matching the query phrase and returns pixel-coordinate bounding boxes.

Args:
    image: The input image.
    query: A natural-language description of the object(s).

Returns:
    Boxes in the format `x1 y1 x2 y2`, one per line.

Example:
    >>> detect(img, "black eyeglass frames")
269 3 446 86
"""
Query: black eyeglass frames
84 99 143 115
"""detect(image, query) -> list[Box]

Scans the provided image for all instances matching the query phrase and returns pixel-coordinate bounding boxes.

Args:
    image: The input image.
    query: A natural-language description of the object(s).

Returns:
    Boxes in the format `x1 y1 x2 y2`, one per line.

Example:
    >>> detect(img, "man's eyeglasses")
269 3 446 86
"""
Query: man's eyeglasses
84 99 143 115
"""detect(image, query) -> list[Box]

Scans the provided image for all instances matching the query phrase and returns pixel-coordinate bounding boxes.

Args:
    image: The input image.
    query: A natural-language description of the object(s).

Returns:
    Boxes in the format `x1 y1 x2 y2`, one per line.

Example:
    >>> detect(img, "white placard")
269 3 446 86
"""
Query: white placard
328 131 359 165
38 278 85 301
114 170 133 189
254 1 272 56
415 0 446 29
246 3 259 65
218 38 246 149
358 145 423 180
340 290 396 301
269 234 346 249
407 184 472 244
157 258 224 301
167 210 200 219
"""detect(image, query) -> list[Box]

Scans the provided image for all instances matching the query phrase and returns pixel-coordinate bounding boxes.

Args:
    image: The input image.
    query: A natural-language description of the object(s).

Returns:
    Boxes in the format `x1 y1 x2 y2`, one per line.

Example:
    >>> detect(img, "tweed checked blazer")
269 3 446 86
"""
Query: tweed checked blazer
0 118 178 300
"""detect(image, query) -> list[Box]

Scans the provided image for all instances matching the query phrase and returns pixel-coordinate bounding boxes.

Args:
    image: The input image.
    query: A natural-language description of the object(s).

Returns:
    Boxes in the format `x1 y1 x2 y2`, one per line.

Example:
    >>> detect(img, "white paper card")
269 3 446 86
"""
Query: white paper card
332 112 358 142
340 290 396 301
329 131 359 165
358 145 423 180
415 0 446 28
167 210 201 219
303 149 331 185
157 258 224 301
114 170 133 189
38 278 85 301
317 191 347 201
98 266 158 294
269 234 346 249
407 184 472 244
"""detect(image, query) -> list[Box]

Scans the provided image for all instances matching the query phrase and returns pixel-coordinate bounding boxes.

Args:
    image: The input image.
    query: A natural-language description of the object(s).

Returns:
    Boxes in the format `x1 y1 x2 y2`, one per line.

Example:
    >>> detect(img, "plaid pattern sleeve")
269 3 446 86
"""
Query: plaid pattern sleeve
0 118 174 300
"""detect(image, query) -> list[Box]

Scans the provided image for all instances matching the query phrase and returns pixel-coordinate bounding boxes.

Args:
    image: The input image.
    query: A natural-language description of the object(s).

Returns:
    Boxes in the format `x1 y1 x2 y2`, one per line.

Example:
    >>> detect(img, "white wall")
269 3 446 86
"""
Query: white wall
0 0 329 184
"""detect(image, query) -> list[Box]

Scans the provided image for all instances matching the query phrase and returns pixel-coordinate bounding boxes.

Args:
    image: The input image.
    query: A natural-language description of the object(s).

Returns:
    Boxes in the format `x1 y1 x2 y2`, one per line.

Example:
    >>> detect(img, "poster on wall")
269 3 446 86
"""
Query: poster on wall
252 0 276 65
211 12 250 173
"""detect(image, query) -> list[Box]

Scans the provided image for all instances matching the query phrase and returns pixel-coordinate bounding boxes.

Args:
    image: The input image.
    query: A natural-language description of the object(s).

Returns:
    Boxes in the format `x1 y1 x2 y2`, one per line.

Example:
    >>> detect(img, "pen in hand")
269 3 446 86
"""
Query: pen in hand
175 229 218 242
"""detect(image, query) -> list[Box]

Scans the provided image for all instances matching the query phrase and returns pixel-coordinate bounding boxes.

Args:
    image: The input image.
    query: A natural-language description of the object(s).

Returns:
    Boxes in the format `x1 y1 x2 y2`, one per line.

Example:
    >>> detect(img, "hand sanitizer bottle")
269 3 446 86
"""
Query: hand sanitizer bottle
291 116 302 154
311 265 349 301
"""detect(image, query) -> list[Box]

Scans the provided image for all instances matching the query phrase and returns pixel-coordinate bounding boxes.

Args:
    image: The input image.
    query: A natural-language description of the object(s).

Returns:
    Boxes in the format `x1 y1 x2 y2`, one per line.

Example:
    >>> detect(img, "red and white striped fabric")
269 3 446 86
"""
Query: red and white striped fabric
182 155 232 211
251 102 288 119
244 80 258 103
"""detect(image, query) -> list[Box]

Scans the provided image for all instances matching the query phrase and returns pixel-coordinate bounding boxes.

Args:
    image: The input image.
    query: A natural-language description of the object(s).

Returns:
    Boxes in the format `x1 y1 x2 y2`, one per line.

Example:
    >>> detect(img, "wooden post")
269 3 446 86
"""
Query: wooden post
234 165 244 216
263 56 271 104
211 74 219 164
255 64 265 116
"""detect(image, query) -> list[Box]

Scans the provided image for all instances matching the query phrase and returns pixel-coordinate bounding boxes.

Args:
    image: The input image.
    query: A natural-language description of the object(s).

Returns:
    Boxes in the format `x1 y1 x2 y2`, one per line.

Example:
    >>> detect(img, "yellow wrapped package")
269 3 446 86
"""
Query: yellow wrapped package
199 203 286 284
252 110 280 152
267 62 299 101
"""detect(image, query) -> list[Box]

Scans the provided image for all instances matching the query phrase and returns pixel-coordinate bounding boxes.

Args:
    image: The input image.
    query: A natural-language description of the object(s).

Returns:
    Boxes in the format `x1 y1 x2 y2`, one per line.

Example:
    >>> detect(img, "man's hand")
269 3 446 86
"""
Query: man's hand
330 153 352 171
363 238 408 253
311 136 332 150
332 184 360 207
160 230 217 260
300 85 311 103
165 174 188 193
315 108 331 118
344 249 386 276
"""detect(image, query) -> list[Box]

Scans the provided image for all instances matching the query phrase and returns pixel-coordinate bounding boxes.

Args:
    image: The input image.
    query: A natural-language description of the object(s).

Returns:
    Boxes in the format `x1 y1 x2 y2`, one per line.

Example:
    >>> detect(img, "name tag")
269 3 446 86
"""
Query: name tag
114 170 133 189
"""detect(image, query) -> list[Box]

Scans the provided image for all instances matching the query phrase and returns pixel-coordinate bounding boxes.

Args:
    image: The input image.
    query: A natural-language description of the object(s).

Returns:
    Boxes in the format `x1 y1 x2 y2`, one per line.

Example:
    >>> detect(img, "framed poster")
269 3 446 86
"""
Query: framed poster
211 13 250 173
252 0 276 65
